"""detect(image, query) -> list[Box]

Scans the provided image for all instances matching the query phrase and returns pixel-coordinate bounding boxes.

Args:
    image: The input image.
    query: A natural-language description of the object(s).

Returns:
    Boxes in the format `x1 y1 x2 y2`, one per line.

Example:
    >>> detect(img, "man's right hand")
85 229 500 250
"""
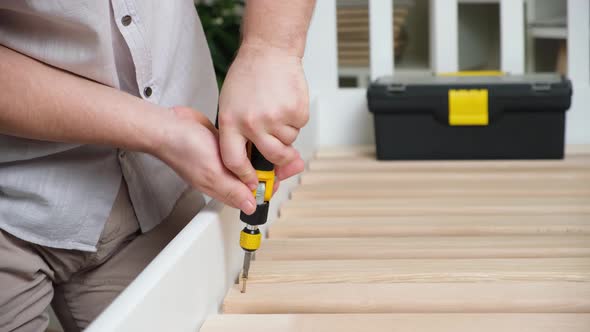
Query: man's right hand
153 106 257 215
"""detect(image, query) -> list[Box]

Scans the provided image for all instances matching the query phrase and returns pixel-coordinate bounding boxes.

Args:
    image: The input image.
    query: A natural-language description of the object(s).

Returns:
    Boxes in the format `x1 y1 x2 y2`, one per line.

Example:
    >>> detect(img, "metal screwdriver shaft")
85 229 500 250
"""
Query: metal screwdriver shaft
238 145 274 294
240 251 253 293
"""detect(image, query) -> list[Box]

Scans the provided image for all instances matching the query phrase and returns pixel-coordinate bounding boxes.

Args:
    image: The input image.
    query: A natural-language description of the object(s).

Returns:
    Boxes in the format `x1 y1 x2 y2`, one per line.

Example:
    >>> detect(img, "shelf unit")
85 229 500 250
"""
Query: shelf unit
336 0 576 87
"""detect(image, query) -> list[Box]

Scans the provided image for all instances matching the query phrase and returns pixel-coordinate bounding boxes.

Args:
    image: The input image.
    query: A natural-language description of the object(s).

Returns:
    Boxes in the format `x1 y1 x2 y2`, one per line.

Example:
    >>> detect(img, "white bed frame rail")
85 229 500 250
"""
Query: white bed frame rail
88 1 589 331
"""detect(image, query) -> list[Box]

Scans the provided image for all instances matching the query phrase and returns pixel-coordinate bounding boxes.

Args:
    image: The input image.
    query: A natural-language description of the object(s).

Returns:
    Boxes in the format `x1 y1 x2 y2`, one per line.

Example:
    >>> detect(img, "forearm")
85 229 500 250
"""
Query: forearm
0 45 168 154
241 0 315 57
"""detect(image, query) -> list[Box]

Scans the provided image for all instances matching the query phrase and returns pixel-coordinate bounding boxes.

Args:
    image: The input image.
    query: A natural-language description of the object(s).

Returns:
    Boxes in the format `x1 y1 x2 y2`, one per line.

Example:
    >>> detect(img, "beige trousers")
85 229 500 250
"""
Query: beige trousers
0 182 205 332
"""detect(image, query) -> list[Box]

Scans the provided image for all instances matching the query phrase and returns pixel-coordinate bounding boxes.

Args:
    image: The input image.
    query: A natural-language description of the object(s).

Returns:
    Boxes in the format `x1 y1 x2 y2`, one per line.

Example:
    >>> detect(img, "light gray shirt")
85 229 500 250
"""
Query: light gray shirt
0 0 218 251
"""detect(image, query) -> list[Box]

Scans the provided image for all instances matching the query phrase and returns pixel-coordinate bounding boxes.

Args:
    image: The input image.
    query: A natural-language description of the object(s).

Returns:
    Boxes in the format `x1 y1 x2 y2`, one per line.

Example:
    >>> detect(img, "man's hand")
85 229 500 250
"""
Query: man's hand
155 107 257 214
217 0 315 190
0 45 256 214
218 45 309 190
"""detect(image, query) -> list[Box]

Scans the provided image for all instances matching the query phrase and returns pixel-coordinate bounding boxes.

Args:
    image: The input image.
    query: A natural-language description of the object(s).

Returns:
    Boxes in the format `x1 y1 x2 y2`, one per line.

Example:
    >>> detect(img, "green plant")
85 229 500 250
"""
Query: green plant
196 0 245 87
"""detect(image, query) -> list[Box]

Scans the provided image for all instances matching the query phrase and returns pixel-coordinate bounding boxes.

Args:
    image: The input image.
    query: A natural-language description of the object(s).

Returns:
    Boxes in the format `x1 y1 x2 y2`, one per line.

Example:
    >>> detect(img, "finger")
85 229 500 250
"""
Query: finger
204 169 257 215
272 125 299 146
252 133 299 167
219 129 258 190
275 157 305 181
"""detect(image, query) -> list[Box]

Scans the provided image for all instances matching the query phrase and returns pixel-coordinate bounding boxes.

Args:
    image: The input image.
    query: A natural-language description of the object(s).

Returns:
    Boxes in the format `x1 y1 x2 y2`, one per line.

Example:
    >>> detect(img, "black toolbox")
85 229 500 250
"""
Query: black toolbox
366 73 572 160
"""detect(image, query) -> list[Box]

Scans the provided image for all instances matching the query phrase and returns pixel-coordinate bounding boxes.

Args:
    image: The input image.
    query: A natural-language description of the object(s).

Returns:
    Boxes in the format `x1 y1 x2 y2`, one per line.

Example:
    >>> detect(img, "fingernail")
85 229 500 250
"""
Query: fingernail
248 182 258 191
241 200 256 214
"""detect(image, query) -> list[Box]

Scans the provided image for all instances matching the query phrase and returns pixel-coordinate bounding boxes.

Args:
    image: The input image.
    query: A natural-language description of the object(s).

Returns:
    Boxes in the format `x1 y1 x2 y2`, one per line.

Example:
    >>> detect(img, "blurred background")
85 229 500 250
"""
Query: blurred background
197 0 570 88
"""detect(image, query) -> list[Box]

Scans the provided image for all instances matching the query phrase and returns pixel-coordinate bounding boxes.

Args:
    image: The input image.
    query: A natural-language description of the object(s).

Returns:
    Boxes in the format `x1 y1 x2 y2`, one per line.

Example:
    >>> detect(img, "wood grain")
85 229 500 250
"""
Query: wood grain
222 283 590 314
284 197 590 207
279 200 590 218
269 215 590 238
244 258 590 284
281 197 590 217
201 313 590 332
207 146 590 328
256 236 590 260
291 184 590 200
308 157 590 172
300 171 590 185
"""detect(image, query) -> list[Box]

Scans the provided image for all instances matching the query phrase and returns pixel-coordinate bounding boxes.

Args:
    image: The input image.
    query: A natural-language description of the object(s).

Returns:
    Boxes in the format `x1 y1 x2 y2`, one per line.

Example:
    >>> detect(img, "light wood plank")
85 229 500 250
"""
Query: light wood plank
308 157 590 172
280 200 590 218
257 236 590 260
222 283 590 314
300 171 590 185
293 179 590 194
244 258 590 284
291 185 590 200
269 215 590 238
285 197 590 207
201 313 590 332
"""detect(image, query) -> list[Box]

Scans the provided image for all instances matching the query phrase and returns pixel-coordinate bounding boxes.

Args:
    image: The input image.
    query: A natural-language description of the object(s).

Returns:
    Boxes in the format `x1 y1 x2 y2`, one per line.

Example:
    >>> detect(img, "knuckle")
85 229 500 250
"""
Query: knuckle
302 106 310 122
224 160 250 178
283 98 309 128
269 148 290 164
282 99 299 116
262 109 279 124
223 158 242 172
217 111 235 127
241 111 259 134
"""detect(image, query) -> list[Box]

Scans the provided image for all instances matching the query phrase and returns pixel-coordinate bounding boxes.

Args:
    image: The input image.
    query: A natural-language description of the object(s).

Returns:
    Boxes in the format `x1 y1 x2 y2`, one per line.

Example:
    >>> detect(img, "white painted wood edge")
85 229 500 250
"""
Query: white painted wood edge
369 0 394 79
430 0 458 73
500 0 525 74
86 200 241 332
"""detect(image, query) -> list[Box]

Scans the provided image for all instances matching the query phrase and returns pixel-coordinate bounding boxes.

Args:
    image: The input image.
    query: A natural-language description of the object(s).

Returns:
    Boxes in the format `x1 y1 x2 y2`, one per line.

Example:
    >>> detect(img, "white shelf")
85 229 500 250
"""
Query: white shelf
458 0 499 3
529 26 567 39
528 15 567 39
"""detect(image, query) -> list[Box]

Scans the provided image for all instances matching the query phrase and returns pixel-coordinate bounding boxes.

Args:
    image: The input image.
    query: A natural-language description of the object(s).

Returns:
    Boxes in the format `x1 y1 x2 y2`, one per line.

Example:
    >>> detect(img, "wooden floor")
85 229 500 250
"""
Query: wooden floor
201 146 590 332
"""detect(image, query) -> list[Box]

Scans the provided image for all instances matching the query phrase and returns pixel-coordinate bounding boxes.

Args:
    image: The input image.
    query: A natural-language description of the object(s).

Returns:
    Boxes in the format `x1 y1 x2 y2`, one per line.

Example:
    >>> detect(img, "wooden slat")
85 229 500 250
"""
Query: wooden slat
244 258 590 284
308 157 590 172
257 236 590 260
280 199 590 218
270 215 590 238
201 313 590 332
295 176 590 192
291 186 590 200
285 197 590 207
222 283 590 314
300 171 590 185
208 146 590 328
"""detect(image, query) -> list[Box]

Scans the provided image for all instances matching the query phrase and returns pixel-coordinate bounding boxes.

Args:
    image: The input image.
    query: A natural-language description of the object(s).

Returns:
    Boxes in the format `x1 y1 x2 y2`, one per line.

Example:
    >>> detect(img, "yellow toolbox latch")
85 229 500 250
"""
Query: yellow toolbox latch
448 89 489 126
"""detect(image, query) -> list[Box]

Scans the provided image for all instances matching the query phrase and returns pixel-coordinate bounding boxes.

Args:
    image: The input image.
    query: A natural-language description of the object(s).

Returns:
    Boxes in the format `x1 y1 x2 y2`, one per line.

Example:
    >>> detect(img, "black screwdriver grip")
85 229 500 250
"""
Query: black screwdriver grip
250 144 274 172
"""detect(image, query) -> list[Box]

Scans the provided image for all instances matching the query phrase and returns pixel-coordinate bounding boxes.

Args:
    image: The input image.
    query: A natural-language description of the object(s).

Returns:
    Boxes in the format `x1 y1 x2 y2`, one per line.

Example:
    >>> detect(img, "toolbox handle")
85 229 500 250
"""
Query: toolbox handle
386 83 406 93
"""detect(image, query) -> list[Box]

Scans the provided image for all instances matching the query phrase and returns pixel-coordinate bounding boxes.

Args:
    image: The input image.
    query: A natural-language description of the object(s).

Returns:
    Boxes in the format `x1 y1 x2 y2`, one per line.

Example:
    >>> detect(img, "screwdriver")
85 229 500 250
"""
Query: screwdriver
239 144 274 293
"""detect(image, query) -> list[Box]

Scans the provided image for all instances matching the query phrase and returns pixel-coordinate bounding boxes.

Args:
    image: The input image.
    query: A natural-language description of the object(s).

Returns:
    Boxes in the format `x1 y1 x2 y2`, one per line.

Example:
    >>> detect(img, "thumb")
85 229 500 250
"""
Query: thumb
207 170 257 215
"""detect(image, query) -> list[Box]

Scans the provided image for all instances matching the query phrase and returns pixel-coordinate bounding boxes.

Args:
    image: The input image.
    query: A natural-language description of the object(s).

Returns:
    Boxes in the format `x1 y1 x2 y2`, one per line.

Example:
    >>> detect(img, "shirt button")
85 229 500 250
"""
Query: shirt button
143 86 153 98
121 15 132 26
